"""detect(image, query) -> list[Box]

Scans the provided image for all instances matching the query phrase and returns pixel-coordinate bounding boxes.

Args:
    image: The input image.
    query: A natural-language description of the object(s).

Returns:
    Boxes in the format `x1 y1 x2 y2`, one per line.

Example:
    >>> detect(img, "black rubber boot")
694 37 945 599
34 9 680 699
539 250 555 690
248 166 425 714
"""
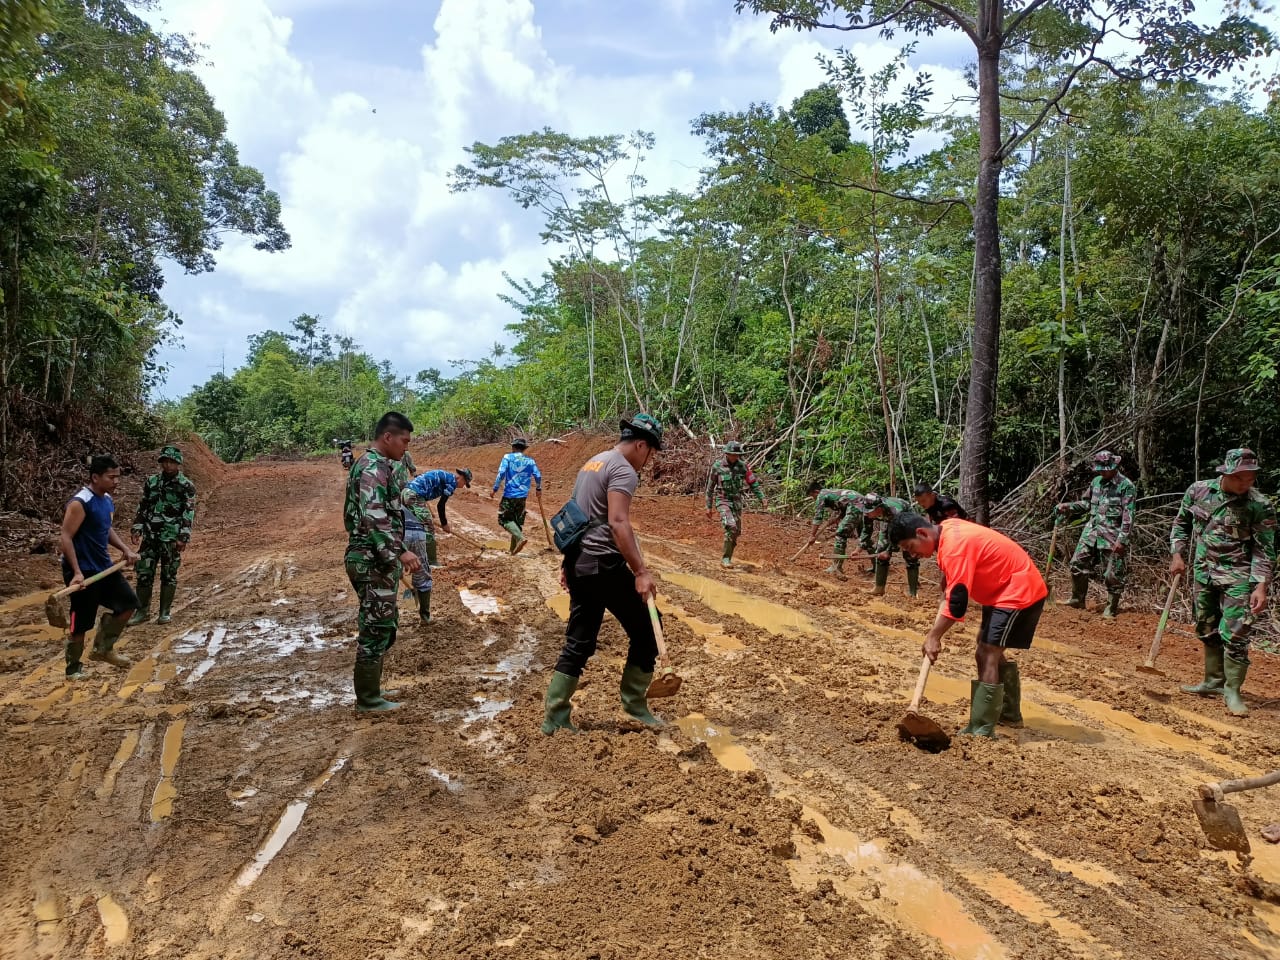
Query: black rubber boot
872 560 890 596
998 662 1023 727
1101 592 1122 620
354 658 400 712
906 565 920 598
156 583 177 624
128 582 153 625
417 588 432 624
65 638 86 679
1223 656 1249 717
619 664 663 727
541 671 580 735
1059 573 1088 608
1181 644 1226 697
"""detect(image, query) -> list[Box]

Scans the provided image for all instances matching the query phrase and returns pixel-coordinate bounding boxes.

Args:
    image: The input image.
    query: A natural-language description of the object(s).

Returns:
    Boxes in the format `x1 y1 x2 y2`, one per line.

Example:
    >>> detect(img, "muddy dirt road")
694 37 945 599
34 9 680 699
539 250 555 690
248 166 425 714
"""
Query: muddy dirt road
3 436 1280 960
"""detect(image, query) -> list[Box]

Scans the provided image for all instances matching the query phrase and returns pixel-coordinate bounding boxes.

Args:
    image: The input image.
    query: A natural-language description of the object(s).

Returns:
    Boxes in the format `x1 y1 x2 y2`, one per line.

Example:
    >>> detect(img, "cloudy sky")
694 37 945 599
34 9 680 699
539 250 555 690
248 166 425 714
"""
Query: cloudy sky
144 0 977 398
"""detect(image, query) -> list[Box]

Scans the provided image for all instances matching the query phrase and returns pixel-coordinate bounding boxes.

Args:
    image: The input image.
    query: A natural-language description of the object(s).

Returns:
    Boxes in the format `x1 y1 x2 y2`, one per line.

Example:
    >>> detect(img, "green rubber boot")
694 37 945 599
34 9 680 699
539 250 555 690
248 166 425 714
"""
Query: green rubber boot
88 613 130 668
1223 656 1249 717
906 565 920 598
619 664 663 728
721 531 735 568
998 662 1024 727
1101 592 1121 621
128 581 153 626
1181 644 1226 697
417 588 432 624
540 671 580 735
959 682 1004 738
872 560 889 596
503 521 527 554
65 638 86 679
1058 573 1088 608
354 658 400 712
426 537 439 567
825 557 846 578
156 583 177 624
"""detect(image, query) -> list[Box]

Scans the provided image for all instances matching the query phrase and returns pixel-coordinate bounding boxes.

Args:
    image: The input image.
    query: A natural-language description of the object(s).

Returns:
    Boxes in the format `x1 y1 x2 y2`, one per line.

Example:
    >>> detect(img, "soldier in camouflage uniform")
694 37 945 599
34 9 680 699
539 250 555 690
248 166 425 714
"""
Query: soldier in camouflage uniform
1171 448 1276 717
706 441 767 568
344 412 422 713
861 493 922 597
806 482 871 578
128 445 196 626
1055 450 1137 620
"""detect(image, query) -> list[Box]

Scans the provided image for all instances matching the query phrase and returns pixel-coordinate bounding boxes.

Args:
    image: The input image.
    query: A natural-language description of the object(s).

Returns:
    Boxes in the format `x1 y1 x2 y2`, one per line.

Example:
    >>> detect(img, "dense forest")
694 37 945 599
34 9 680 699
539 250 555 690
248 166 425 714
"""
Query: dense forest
4 0 1279 520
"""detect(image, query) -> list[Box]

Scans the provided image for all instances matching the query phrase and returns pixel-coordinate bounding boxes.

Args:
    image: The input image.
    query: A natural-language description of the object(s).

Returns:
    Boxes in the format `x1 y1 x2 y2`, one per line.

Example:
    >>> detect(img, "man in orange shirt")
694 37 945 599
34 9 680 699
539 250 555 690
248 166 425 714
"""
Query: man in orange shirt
890 514 1048 738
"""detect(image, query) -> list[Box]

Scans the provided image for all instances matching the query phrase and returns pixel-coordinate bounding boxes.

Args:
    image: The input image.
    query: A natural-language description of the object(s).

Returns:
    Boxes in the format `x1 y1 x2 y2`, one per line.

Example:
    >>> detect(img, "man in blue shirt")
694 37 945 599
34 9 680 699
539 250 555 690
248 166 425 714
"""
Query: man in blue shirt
490 439 542 554
402 467 472 621
59 455 140 678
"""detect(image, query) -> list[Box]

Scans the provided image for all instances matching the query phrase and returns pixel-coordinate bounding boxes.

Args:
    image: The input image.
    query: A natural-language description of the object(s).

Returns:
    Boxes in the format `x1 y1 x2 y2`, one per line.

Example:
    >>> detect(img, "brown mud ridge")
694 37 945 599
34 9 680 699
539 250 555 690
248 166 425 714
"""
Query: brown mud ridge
3 434 1280 959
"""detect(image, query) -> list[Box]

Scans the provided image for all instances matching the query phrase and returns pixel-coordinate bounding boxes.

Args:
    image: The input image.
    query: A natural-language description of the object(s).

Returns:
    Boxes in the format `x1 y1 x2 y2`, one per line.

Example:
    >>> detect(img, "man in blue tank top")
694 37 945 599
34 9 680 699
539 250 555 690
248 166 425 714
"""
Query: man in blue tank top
59 455 140 678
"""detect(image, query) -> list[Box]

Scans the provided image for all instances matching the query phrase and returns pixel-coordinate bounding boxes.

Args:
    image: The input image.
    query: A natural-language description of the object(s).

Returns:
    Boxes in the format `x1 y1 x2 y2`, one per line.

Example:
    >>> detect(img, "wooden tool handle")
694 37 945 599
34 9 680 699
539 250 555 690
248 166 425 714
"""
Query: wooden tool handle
647 596 669 663
789 542 811 563
1145 579 1180 665
907 655 932 712
52 561 126 598
1199 769 1280 802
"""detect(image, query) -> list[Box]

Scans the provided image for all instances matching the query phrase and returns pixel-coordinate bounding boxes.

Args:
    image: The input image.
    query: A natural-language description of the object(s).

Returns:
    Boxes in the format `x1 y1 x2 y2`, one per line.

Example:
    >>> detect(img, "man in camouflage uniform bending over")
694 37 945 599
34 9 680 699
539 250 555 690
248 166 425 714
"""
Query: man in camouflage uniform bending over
1055 450 1137 620
1172 448 1275 717
706 441 767 568
862 493 922 597
129 445 196 625
806 482 872 578
345 412 422 713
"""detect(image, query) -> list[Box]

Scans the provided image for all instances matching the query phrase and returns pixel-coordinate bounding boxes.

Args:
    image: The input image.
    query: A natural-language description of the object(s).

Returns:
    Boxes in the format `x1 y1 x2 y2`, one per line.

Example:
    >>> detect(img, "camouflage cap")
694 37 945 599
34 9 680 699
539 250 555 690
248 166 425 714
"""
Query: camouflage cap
1217 448 1260 475
1091 450 1120 472
620 413 664 450
456 467 473 486
723 440 746 455
863 492 883 511
158 445 183 464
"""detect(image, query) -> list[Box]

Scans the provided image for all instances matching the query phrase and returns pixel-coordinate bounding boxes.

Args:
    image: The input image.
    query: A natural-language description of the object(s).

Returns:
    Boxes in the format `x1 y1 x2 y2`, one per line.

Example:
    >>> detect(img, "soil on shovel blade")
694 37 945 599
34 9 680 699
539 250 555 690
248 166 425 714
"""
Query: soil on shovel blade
3 433 1280 959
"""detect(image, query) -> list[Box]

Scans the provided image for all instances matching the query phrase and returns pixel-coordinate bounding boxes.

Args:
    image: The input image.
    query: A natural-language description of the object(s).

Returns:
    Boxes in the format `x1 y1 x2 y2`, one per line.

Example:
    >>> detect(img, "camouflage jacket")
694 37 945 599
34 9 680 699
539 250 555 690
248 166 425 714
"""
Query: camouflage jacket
1064 474 1137 548
706 458 764 510
813 489 865 524
132 472 196 543
345 449 406 566
862 496 917 553
1170 479 1276 587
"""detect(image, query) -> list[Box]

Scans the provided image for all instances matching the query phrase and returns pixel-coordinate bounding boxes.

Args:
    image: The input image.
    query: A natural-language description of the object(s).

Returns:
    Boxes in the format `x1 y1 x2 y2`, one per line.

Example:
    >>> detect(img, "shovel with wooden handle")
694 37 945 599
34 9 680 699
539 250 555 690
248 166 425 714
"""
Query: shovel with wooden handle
535 490 555 551
897 655 951 752
44 561 128 629
1193 770 1280 853
789 541 813 563
645 596 682 699
1044 513 1062 601
1137 578 1179 677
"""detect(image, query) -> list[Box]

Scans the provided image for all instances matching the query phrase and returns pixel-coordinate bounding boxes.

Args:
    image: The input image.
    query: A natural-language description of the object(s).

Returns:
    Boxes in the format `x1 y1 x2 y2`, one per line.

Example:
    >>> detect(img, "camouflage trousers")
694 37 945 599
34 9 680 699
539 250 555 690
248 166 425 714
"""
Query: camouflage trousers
873 521 919 569
1194 580 1256 663
498 496 527 531
403 530 434 593
832 510 868 560
136 538 182 589
345 550 401 662
1069 539 1127 591
716 502 742 553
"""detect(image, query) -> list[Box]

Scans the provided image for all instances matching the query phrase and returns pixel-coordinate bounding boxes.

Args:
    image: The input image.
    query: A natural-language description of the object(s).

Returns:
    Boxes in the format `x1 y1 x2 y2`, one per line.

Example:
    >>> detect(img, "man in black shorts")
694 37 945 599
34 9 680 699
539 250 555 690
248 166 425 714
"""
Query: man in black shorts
541 414 665 734
59 455 140 678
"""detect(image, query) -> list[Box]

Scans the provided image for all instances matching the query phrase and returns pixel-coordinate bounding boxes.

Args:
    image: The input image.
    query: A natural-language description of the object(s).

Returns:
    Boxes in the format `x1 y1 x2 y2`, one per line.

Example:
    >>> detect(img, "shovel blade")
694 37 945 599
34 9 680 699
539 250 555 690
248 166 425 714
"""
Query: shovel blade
646 668 683 700
897 711 951 753
44 594 68 630
1136 663 1166 677
1193 796 1251 853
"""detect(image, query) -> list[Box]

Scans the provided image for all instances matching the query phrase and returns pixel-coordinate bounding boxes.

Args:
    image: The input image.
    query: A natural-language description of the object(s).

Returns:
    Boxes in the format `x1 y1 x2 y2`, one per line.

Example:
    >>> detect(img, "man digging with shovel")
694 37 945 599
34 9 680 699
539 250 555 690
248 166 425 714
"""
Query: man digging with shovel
541 414 666 735
890 513 1047 738
806 483 872 579
59 455 140 678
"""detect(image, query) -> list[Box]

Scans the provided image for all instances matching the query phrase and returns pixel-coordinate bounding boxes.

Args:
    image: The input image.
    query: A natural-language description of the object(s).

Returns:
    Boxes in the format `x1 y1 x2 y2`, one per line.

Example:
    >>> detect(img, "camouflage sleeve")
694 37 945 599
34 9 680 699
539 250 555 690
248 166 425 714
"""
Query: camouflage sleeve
1064 486 1090 516
180 479 196 542
1117 479 1135 547
812 494 829 524
1170 485 1195 558
746 465 764 503
1251 499 1276 585
133 476 155 534
706 465 719 510
359 462 404 566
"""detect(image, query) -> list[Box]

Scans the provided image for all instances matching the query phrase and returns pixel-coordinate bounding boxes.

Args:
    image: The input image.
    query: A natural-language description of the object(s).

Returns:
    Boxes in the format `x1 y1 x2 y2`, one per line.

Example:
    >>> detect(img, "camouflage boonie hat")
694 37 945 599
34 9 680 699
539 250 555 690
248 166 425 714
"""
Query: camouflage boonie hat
1091 450 1120 472
1217 448 1260 475
863 492 883 511
158 445 183 464
620 413 664 450
723 440 746 455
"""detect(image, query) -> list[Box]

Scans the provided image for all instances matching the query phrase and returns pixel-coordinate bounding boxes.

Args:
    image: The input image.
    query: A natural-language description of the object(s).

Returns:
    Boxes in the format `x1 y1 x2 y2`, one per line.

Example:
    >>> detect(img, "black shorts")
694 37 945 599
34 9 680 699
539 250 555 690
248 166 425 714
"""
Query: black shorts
977 598 1044 650
61 569 138 635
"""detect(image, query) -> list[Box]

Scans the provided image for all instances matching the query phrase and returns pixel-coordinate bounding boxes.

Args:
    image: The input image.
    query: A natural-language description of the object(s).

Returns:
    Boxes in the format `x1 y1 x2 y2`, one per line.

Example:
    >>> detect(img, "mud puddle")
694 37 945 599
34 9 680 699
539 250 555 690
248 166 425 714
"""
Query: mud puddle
149 718 187 821
676 713 755 771
458 589 502 616
235 756 348 888
97 894 129 945
659 570 817 636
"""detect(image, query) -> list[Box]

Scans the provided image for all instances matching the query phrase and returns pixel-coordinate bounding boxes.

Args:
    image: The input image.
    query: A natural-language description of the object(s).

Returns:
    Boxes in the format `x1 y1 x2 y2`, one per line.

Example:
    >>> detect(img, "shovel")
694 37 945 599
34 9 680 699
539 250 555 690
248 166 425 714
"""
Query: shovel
1044 514 1061 601
789 541 813 563
897 655 951 752
44 561 127 629
645 596 682 699
535 490 555 551
1137 578 1179 677
1193 770 1280 853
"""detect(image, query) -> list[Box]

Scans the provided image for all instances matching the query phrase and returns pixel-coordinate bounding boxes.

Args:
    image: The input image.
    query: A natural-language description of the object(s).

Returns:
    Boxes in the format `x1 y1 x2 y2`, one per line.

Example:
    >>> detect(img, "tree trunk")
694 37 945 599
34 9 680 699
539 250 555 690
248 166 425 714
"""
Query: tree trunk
960 34 1003 526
